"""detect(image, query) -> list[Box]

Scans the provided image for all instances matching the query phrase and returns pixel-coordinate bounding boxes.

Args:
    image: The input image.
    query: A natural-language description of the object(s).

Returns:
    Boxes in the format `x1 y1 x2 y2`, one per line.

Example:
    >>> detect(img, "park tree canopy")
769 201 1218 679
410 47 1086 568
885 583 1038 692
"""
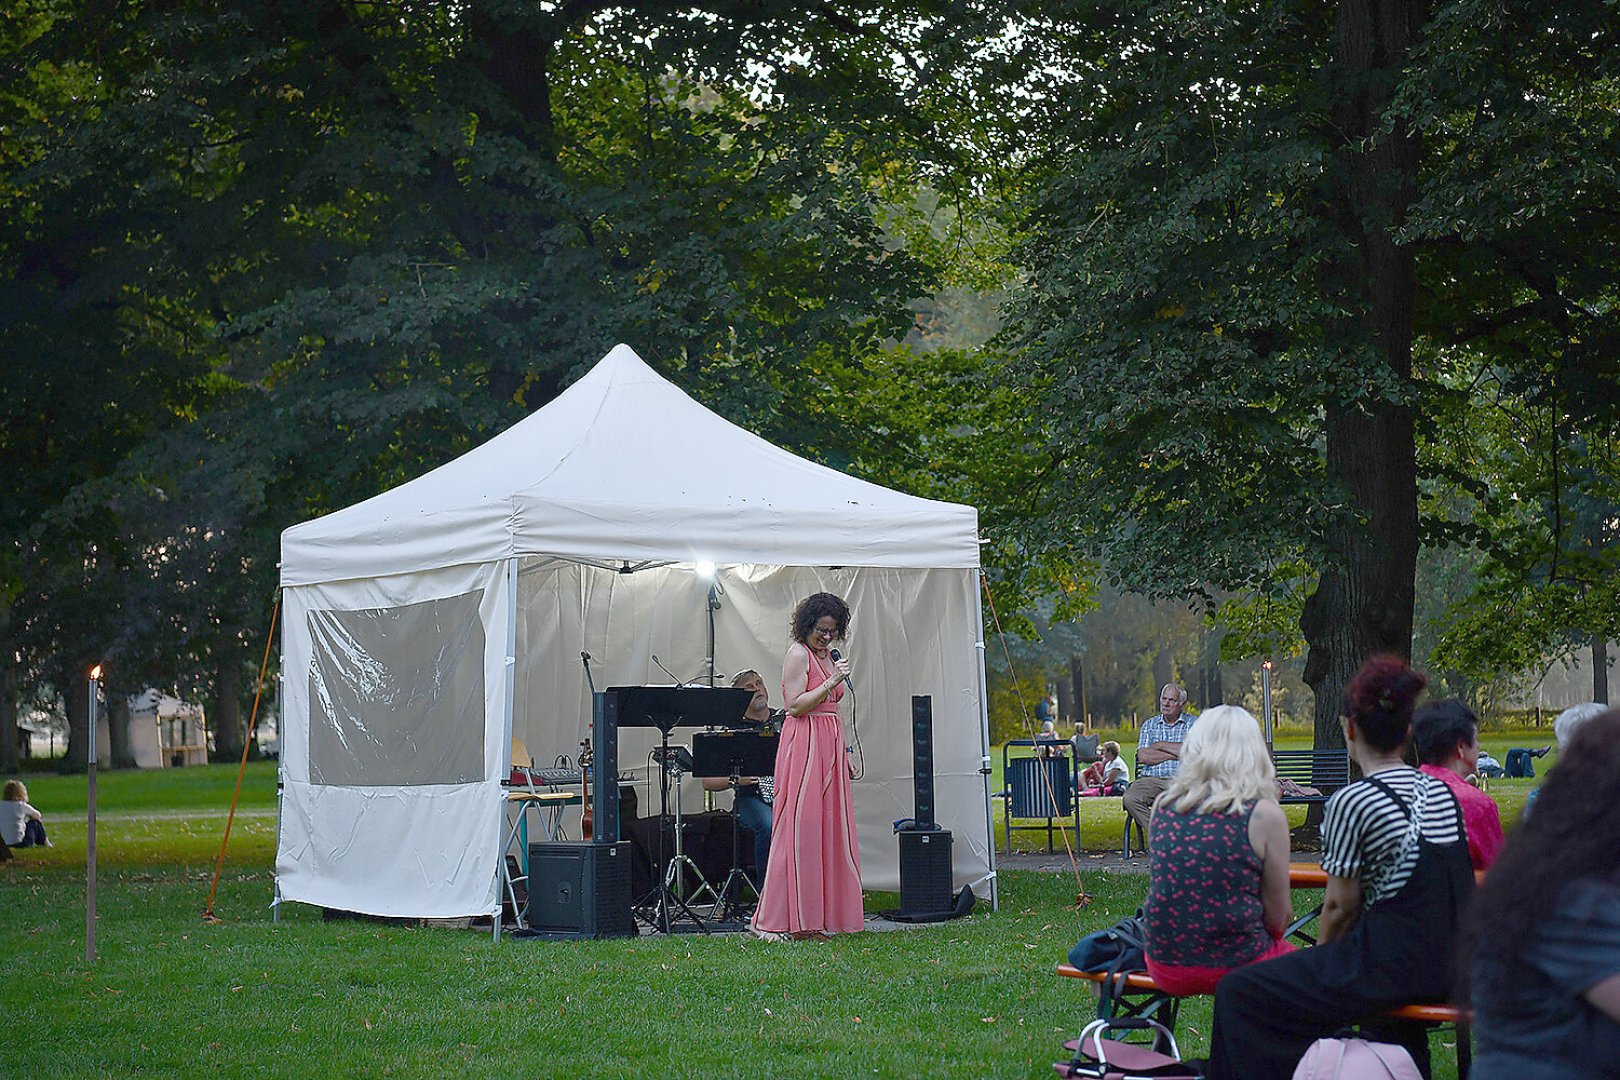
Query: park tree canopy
1 1 1006 763
1003 0 1620 734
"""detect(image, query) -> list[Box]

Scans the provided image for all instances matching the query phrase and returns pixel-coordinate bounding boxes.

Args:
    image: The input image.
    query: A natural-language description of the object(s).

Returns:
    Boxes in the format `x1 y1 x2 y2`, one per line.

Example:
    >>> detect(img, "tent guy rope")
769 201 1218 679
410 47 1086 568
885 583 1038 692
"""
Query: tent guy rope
979 571 1092 911
202 596 279 924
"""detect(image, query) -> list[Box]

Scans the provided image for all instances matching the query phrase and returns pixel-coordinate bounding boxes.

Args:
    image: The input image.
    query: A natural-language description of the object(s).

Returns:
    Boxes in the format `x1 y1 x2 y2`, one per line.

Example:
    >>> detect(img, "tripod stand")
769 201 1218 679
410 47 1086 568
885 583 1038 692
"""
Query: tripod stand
709 765 759 923
691 729 779 924
655 750 720 931
605 685 753 935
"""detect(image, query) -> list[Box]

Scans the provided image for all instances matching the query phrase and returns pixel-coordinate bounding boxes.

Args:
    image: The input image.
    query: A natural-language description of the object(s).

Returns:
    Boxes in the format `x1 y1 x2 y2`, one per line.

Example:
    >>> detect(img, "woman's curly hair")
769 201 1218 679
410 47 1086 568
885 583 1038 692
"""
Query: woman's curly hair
789 592 850 645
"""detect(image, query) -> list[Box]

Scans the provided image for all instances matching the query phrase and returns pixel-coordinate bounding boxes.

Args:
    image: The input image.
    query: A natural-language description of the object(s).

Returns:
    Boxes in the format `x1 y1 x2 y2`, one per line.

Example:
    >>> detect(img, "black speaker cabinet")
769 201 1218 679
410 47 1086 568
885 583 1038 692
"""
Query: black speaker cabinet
525 841 636 939
912 695 936 828
898 828 953 917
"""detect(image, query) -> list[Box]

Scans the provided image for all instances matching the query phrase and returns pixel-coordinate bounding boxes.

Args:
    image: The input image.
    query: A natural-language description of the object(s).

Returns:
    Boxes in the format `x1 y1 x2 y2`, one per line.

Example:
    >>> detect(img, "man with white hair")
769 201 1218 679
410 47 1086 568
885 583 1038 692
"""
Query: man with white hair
1524 701 1607 813
1123 683 1196 848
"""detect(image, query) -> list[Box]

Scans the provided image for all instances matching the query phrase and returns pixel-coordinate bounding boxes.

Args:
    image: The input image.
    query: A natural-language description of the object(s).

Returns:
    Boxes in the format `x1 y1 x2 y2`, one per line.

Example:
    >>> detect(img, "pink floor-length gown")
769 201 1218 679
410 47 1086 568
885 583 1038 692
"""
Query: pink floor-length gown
752 644 864 934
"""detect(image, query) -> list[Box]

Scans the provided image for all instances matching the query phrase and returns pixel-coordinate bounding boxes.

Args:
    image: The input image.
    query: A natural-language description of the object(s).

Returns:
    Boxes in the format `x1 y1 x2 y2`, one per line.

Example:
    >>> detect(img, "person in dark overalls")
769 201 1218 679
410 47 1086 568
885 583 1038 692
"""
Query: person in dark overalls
1206 655 1475 1080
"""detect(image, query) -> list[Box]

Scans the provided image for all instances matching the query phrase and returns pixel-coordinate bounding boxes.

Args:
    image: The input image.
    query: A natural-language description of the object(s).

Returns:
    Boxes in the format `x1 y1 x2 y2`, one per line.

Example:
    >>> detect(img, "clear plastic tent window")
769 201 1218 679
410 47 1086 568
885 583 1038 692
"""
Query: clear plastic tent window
307 590 487 786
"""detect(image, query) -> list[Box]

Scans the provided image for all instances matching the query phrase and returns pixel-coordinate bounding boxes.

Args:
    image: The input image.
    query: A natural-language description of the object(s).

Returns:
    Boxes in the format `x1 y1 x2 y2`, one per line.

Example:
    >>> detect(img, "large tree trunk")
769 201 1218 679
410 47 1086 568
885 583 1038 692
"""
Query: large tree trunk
0 664 17 775
1596 635 1610 705
211 660 244 764
106 682 138 769
61 663 94 771
1301 0 1427 749
1200 629 1224 709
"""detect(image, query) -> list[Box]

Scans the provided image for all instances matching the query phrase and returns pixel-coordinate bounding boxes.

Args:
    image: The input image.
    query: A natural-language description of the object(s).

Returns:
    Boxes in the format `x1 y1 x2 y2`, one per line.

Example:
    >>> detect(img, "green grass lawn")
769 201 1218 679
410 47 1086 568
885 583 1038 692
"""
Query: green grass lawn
1 759 1495 1077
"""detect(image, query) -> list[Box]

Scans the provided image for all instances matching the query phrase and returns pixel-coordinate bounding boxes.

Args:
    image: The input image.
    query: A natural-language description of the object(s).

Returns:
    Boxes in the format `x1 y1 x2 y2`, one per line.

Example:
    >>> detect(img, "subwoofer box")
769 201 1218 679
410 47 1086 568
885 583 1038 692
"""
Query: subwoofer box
897 828 953 918
525 841 636 939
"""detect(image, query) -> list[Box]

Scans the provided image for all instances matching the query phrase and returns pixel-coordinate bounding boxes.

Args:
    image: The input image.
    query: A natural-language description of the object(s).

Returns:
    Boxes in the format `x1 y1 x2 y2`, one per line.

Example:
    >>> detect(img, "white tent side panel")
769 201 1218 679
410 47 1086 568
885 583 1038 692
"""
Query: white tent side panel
276 562 509 918
513 562 991 895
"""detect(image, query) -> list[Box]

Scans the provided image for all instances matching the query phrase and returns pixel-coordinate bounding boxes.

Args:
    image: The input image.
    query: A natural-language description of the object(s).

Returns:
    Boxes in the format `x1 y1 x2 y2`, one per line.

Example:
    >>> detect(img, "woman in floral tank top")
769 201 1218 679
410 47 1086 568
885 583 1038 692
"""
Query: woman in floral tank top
1142 705 1294 996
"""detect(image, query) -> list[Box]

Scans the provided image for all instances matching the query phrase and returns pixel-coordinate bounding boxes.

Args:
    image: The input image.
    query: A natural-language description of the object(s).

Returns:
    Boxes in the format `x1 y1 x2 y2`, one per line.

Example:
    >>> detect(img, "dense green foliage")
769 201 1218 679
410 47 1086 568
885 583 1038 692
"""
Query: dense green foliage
1001 0 1620 727
1 2 1020 765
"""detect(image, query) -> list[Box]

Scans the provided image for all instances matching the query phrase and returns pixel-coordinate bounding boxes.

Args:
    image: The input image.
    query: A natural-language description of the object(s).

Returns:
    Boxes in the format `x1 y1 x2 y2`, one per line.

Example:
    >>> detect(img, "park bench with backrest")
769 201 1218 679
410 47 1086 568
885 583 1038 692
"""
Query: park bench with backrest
1271 748 1351 805
1122 747 1352 857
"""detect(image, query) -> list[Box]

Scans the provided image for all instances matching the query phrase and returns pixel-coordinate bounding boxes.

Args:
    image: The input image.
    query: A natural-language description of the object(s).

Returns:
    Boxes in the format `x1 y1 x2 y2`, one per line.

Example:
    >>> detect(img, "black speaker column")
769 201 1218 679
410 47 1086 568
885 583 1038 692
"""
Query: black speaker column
896 694 955 920
592 690 620 842
912 694 936 828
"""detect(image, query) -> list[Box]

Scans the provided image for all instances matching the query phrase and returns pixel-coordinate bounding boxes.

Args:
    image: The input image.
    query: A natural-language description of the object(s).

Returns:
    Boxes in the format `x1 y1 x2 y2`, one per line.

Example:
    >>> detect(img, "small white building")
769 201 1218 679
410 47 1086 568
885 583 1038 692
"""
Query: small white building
121 689 209 768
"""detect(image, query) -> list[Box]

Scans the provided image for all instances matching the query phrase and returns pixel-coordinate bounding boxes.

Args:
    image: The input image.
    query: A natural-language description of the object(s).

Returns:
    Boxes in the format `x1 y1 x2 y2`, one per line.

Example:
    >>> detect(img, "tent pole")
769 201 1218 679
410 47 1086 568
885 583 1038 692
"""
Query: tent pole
972 572 999 912
495 556 520 943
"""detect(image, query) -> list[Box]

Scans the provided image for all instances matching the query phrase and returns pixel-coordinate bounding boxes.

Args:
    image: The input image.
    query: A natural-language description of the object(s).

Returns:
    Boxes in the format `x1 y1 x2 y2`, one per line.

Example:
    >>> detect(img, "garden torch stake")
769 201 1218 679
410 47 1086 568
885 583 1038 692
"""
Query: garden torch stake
1261 659 1274 753
87 664 101 963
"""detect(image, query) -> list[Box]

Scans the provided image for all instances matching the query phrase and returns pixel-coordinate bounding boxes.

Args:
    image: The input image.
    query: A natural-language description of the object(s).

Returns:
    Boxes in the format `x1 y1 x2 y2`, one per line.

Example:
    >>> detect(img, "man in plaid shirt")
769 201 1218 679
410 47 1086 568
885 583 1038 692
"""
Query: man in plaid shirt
1122 683 1197 849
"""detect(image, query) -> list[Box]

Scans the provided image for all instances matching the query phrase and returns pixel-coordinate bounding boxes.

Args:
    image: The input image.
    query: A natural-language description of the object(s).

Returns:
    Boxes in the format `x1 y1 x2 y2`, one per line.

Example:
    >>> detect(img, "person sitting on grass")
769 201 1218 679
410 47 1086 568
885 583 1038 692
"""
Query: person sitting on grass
1078 741 1129 797
1463 707 1620 1079
1141 705 1293 997
1206 654 1473 1080
1413 700 1504 871
2 779 52 848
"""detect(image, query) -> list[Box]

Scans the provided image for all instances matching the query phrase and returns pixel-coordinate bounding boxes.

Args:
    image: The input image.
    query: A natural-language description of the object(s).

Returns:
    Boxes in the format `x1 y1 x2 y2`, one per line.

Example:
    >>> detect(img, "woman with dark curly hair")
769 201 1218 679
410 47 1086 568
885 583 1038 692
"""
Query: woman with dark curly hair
1464 708 1620 1078
1207 655 1474 1079
750 591 863 940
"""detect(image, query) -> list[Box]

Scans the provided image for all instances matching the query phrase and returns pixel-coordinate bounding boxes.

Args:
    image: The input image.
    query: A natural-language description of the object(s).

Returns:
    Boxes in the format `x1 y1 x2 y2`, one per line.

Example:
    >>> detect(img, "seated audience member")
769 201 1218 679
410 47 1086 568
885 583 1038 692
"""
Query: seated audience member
1474 749 1505 778
1207 655 1473 1080
1 780 51 848
1123 683 1196 848
1413 700 1504 870
1524 701 1606 813
1079 741 1129 797
1035 719 1066 758
1465 707 1620 1079
1141 706 1293 996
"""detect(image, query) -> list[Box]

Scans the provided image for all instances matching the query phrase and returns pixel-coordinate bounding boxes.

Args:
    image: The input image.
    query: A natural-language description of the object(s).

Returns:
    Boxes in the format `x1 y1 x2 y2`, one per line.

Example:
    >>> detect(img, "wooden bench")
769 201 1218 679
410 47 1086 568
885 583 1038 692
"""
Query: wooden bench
1121 749 1351 857
1056 963 1472 1076
1272 748 1350 805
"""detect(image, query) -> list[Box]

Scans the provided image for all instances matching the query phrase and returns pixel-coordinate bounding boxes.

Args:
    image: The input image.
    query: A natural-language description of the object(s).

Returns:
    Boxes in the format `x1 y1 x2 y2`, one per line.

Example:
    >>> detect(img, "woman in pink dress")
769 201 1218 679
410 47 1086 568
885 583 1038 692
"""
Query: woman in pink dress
751 592 864 940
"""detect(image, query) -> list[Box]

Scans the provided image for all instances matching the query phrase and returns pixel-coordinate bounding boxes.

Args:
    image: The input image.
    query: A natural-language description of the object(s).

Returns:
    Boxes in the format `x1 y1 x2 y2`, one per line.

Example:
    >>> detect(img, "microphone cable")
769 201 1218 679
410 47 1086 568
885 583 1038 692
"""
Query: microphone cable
831 647 864 781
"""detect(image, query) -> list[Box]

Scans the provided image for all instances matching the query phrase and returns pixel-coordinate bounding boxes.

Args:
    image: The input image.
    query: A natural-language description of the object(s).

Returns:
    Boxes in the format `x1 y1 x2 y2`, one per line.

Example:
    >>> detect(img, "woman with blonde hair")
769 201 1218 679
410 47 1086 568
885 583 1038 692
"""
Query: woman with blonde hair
1141 704 1292 996
2 779 51 848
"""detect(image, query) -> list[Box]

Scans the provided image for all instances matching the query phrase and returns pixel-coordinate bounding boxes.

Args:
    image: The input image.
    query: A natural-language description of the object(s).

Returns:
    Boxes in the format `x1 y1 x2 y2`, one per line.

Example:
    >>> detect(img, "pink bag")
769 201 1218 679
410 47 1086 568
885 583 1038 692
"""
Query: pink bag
1291 1038 1422 1080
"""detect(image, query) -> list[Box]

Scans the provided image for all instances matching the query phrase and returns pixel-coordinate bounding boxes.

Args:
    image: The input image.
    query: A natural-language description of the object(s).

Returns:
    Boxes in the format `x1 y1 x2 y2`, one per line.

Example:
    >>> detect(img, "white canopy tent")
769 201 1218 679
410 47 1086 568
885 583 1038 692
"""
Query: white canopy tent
276 344 996 920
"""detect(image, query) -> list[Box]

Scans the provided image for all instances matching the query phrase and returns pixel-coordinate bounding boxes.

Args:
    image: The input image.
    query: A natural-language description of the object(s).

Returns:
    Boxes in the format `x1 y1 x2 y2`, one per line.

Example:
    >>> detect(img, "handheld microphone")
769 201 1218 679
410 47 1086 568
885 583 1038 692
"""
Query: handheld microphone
830 647 852 689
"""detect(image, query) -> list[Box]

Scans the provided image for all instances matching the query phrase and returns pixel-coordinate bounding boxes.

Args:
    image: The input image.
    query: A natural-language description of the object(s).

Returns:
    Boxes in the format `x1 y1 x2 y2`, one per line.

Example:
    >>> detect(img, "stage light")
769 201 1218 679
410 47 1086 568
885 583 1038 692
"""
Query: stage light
695 560 716 579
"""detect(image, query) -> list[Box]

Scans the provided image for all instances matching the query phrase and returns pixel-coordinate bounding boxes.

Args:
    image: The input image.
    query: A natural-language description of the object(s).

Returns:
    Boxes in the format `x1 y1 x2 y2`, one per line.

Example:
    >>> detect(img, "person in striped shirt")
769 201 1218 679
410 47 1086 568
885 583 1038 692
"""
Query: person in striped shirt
1207 655 1474 1080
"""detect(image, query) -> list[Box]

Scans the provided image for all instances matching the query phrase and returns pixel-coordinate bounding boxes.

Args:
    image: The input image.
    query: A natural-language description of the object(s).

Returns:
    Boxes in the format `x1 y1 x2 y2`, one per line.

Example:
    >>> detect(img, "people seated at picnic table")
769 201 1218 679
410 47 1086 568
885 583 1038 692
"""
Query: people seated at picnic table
1464 706 1620 1079
1207 655 1474 1080
1078 741 1128 797
1141 706 1294 997
1524 701 1607 814
1413 699 1504 870
1122 683 1196 848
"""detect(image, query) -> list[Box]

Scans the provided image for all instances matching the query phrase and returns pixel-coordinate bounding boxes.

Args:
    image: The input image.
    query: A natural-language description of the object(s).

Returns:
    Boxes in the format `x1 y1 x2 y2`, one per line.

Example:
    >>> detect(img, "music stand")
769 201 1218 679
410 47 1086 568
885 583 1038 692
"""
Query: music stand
609 686 752 932
692 730 779 922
